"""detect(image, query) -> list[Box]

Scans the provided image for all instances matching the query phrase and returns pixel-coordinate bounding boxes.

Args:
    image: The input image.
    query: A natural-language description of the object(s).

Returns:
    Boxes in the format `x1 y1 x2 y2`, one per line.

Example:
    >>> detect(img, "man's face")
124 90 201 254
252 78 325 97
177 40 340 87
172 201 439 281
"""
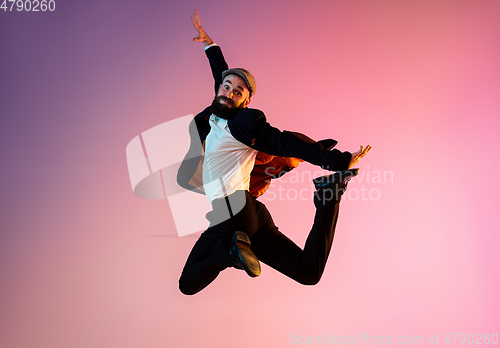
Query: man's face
217 74 251 109
210 74 251 119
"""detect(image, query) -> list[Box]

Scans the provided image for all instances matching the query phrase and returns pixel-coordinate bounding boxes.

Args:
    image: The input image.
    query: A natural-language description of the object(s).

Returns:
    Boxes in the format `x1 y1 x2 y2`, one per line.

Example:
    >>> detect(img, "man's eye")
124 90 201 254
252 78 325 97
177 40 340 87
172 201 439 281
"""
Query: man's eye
236 91 241 96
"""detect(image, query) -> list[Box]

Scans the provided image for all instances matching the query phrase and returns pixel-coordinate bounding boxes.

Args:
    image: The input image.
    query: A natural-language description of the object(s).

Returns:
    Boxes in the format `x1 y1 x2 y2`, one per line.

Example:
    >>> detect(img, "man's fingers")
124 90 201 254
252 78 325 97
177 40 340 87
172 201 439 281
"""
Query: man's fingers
192 18 201 31
353 145 371 160
195 10 201 26
191 11 203 43
359 145 372 157
192 10 203 31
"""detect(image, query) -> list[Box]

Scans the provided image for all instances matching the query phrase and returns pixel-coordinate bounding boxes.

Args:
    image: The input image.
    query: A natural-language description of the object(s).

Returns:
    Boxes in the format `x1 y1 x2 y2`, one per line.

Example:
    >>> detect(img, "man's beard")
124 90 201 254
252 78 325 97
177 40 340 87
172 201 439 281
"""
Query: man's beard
210 96 241 120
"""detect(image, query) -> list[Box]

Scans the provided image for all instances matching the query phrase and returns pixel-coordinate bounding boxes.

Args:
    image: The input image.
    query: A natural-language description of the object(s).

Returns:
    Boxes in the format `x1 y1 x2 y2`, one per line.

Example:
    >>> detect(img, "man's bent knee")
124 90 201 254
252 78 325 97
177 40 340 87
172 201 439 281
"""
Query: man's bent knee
179 277 199 296
296 271 323 286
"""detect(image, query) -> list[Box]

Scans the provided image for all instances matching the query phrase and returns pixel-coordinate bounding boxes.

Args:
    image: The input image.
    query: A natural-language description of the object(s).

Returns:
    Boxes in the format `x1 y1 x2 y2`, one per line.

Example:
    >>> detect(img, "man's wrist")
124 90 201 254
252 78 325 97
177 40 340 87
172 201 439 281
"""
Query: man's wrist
204 42 217 50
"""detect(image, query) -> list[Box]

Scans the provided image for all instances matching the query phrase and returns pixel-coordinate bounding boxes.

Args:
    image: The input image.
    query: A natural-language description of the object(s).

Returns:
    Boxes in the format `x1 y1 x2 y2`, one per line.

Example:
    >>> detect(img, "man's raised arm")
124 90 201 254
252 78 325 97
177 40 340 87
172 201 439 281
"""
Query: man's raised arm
191 10 228 94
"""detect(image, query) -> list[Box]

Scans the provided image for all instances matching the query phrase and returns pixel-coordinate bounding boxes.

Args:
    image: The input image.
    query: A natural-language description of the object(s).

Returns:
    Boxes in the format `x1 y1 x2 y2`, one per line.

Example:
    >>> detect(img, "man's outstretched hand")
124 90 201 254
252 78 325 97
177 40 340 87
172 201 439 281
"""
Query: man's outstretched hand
191 10 213 47
349 145 372 168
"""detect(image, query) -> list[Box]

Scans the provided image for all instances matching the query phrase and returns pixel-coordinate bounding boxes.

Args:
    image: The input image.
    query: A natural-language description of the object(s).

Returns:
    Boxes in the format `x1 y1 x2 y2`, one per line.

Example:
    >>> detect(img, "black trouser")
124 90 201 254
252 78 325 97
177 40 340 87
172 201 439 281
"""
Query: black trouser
178 189 342 295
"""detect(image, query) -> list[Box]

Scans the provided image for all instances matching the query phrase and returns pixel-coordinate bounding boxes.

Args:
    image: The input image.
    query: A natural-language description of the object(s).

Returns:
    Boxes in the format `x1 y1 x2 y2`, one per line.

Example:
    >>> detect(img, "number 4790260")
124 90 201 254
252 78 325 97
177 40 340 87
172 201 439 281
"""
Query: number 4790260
1 0 56 12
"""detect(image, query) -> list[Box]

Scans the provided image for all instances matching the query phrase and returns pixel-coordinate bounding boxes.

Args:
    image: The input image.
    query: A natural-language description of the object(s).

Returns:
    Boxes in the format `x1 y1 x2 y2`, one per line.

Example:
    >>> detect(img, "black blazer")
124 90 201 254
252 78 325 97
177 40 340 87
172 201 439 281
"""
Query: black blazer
177 46 351 193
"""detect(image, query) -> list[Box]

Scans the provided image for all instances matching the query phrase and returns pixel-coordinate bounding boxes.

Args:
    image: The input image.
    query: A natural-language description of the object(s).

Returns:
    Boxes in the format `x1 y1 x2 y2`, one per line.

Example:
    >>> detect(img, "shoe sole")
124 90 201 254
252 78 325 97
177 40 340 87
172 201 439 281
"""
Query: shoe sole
236 242 261 277
233 231 261 277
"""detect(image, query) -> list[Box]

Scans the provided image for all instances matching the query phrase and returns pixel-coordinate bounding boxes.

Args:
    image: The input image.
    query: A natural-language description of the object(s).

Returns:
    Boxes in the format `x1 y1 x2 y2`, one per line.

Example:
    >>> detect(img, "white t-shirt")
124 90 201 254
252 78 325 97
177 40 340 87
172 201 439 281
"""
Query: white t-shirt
202 115 258 203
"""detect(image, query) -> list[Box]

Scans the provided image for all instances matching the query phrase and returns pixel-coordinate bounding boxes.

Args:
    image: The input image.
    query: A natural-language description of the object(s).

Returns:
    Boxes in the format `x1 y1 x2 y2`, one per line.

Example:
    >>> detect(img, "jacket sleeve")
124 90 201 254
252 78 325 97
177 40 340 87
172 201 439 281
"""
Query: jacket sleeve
205 46 229 95
230 108 352 171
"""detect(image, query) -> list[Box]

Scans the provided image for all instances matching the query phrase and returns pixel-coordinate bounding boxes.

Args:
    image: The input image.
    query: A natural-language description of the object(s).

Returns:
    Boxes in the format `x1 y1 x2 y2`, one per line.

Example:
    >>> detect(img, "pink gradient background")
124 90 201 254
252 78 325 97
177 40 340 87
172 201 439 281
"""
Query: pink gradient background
1 1 499 347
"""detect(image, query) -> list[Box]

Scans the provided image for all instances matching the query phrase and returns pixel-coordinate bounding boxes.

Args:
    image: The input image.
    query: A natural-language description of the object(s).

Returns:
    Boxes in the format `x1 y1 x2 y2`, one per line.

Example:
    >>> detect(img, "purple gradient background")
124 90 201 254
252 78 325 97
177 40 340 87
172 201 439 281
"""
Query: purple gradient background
1 1 499 347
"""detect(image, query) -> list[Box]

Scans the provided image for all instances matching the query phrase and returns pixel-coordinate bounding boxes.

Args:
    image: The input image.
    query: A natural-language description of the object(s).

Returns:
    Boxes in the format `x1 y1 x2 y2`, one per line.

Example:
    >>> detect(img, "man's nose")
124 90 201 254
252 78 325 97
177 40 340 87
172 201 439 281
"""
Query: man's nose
226 90 233 99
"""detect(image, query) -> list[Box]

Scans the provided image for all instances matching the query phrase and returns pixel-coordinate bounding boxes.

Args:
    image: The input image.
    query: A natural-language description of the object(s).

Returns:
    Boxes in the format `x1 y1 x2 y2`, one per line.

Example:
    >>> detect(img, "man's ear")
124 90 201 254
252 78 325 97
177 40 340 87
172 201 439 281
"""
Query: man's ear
243 97 251 108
